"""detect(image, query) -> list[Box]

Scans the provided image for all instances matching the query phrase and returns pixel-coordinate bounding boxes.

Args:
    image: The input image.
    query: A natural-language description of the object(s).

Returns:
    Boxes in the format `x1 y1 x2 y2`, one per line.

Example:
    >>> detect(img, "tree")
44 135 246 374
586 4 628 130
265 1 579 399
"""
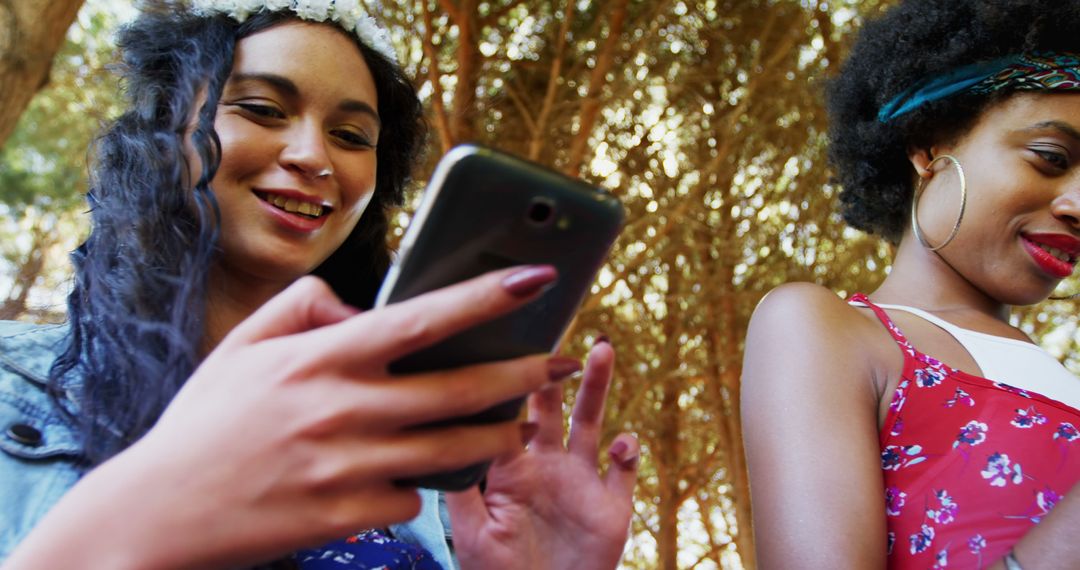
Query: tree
0 0 86 148
0 0 124 320
375 1 902 567
4 1 1079 567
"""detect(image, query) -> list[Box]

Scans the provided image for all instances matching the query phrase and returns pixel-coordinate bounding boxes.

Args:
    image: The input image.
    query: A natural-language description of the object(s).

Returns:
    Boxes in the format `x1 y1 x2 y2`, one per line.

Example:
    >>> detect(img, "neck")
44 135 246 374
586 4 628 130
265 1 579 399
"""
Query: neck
202 264 293 355
871 231 1011 323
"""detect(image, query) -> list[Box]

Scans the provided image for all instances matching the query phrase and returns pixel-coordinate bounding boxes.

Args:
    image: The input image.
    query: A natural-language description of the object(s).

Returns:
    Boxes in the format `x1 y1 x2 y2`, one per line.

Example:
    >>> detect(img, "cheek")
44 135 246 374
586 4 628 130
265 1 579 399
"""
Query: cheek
915 170 967 239
338 154 378 219
182 133 202 189
213 116 272 185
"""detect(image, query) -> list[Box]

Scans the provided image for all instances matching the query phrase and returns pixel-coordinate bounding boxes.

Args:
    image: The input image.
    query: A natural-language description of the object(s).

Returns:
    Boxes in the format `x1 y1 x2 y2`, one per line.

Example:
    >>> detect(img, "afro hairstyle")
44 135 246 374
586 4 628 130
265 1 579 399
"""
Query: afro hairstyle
826 0 1080 243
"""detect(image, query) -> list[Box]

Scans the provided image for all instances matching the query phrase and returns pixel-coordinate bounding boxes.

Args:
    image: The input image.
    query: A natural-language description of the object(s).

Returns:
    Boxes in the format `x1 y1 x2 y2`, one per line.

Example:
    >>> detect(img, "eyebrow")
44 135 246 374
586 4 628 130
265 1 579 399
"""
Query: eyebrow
229 72 381 125
1022 120 1080 143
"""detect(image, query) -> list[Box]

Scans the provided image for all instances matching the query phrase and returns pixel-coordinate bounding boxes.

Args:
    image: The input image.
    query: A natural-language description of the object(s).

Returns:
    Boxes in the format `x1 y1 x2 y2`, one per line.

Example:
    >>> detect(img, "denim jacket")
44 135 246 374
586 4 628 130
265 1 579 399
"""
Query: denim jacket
0 321 455 568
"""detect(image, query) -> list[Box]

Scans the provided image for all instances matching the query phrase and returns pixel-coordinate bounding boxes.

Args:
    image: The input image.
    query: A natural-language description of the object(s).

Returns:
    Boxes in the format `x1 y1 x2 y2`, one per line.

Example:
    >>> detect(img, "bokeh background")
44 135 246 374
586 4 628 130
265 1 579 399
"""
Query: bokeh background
3 1 1079 568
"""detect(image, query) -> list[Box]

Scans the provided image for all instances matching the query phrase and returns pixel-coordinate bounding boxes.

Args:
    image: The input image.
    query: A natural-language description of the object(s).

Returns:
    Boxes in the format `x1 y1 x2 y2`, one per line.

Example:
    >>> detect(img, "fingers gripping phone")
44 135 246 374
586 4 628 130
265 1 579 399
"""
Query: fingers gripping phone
374 145 624 491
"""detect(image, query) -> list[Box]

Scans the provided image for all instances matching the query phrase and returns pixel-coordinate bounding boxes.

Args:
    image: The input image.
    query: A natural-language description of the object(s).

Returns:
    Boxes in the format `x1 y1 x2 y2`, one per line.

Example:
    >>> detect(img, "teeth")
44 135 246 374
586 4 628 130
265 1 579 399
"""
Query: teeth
260 193 325 218
1039 244 1074 263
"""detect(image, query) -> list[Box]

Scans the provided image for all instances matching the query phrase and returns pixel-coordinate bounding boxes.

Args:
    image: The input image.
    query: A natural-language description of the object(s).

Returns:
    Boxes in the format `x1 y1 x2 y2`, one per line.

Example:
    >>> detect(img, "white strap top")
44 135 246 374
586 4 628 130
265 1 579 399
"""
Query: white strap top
872 303 1080 411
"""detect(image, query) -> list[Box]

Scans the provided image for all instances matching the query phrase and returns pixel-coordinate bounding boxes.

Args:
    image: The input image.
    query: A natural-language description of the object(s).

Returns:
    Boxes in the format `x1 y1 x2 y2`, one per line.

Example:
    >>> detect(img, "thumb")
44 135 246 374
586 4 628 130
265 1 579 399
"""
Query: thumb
220 276 360 348
444 487 490 542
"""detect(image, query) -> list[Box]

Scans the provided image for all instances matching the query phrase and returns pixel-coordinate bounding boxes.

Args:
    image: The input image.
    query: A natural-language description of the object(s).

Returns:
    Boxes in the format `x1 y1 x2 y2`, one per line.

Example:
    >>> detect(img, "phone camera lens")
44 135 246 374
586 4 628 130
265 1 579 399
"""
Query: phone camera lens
526 198 555 226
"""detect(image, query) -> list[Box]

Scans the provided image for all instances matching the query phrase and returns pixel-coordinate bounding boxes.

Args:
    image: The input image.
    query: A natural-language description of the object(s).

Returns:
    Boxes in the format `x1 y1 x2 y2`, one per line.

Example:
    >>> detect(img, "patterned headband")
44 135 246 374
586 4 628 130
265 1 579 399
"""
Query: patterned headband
190 0 398 64
877 52 1080 123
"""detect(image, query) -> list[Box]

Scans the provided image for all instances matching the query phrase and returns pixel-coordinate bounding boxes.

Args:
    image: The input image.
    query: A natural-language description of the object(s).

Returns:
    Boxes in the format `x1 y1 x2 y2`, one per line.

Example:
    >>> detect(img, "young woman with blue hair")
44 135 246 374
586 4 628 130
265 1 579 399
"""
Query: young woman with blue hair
0 2 639 568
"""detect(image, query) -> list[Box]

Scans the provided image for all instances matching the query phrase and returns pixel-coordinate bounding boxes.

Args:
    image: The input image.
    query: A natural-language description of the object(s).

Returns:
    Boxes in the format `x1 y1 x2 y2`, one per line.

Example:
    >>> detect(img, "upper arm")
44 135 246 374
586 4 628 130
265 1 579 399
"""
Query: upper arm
741 283 887 569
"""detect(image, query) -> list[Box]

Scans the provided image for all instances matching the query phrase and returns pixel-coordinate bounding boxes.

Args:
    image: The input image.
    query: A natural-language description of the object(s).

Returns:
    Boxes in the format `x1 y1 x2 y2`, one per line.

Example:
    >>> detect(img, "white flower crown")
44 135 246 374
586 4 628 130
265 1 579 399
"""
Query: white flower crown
190 0 398 64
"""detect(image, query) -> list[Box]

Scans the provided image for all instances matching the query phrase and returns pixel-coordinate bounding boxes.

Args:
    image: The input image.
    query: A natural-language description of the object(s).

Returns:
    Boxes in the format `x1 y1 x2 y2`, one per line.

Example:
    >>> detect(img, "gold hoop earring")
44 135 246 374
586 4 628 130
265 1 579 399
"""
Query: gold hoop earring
911 154 967 251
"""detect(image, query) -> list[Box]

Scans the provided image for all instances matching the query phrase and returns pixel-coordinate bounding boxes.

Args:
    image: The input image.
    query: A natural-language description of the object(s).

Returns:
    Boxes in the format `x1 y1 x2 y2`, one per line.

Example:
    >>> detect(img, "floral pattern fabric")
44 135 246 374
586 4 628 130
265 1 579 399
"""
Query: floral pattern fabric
293 529 443 570
852 294 1080 569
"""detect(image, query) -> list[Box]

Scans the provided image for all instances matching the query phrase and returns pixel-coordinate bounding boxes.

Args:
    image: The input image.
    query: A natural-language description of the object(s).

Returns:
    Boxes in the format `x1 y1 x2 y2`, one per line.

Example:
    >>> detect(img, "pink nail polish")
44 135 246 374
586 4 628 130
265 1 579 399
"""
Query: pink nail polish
520 422 540 446
609 440 639 469
547 357 582 381
502 265 557 298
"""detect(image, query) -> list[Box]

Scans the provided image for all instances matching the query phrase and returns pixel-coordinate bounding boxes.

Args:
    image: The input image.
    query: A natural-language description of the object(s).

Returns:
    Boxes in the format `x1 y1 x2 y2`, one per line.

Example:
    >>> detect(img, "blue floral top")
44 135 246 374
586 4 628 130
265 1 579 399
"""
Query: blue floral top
294 529 443 569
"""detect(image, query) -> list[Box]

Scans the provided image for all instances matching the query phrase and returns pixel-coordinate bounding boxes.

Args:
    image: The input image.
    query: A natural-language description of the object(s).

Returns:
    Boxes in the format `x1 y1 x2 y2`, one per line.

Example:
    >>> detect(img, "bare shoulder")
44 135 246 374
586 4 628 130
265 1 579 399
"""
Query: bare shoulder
742 281 898 405
741 290 892 565
747 282 877 349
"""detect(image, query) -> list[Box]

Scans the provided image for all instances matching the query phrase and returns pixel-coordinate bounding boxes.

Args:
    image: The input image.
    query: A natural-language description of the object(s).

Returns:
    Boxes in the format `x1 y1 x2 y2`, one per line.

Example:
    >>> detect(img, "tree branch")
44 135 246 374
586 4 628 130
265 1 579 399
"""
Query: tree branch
436 0 460 23
564 0 629 176
503 81 537 134
528 0 575 160
421 1 453 153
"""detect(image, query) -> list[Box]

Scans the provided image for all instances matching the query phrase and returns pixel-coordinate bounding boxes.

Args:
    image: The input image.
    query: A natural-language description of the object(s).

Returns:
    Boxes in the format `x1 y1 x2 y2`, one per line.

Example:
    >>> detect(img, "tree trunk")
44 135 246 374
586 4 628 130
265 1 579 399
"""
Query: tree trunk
447 0 478 143
0 222 51 320
563 0 628 177
0 0 85 148
655 265 686 570
656 383 681 570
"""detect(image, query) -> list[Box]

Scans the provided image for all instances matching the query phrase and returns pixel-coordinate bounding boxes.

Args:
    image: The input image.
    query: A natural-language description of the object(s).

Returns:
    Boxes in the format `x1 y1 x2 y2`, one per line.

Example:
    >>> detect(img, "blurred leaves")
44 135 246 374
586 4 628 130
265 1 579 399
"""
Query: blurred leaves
0 1 128 321
376 1 902 567
2 1 1079 568
0 2 124 213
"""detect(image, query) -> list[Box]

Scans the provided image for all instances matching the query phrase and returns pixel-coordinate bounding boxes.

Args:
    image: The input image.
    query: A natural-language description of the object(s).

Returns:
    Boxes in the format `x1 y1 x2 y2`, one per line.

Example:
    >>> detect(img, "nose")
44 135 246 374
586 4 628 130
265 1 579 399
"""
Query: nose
279 120 332 180
1051 182 1080 231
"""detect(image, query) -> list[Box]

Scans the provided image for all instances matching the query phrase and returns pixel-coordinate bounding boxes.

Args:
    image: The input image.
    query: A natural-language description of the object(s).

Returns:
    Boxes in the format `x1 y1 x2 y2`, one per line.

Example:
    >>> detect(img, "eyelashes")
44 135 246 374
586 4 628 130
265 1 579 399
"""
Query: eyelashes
225 101 376 150
233 102 286 120
1029 144 1071 172
331 129 376 149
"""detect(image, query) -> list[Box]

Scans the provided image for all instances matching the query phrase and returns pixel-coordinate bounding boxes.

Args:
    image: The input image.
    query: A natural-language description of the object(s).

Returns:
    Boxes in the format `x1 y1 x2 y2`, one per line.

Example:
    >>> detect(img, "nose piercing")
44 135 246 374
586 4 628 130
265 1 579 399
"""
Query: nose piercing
316 168 333 178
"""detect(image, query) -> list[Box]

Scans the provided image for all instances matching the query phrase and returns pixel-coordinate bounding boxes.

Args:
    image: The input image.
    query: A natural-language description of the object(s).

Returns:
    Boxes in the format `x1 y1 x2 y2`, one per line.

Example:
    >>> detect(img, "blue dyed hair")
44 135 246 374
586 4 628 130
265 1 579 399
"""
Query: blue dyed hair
50 2 425 466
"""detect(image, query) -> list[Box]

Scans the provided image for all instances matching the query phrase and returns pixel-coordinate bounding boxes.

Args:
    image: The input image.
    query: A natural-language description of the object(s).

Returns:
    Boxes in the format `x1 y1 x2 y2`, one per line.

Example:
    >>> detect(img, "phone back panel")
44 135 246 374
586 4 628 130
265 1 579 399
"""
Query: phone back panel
378 146 623 372
375 145 623 489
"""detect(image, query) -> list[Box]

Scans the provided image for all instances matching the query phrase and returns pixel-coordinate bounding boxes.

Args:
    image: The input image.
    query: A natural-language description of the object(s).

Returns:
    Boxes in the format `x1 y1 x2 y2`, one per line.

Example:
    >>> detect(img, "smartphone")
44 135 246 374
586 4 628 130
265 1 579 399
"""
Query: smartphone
374 144 624 490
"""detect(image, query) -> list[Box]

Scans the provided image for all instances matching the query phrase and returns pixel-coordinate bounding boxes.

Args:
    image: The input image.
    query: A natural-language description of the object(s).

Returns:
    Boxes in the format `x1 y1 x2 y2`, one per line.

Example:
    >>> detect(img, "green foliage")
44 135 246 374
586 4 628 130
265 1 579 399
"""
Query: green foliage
0 1 125 214
379 1 897 567
0 0 126 319
2 0 1078 567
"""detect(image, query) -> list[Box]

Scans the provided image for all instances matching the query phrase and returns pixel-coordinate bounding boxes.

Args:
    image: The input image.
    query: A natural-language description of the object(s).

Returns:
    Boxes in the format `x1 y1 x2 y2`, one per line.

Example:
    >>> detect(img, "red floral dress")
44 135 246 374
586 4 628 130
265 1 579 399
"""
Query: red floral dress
852 295 1080 569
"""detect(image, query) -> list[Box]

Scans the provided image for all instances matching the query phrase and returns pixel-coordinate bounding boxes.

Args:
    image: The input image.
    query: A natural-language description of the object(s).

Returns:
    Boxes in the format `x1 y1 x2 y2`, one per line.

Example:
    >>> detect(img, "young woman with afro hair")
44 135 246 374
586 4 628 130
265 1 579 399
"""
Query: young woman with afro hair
742 0 1080 567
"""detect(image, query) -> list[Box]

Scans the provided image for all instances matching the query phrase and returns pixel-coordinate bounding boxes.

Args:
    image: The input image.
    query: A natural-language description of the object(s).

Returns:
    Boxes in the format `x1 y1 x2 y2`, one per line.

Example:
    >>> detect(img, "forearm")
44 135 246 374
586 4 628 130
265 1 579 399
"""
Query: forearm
987 482 1080 569
2 450 212 570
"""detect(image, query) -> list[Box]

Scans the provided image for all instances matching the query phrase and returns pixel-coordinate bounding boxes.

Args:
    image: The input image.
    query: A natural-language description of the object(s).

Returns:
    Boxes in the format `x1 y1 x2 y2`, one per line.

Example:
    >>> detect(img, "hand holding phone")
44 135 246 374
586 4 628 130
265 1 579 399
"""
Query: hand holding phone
375 145 624 490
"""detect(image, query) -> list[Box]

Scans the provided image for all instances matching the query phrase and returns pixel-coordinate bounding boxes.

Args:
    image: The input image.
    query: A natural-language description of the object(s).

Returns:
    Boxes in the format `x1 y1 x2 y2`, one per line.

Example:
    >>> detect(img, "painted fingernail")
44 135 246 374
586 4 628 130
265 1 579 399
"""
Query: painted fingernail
595 334 611 346
547 357 582 381
609 440 639 469
502 265 557 298
520 422 540 446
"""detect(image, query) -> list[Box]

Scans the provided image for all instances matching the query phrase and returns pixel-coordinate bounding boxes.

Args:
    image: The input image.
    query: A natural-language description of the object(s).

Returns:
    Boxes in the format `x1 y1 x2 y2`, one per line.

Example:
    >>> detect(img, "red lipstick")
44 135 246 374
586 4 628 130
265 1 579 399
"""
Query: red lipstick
1021 233 1080 279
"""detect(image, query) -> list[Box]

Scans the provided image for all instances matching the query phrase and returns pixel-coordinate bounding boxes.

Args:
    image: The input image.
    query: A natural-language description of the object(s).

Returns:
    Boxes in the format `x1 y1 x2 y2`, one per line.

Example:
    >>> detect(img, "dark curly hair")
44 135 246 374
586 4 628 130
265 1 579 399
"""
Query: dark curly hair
826 0 1080 243
50 2 425 466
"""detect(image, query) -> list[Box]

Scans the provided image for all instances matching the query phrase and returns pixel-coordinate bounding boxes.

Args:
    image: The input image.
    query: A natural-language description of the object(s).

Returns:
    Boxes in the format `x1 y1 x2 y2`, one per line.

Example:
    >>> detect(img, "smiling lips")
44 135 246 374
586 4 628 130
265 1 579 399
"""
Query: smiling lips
254 189 332 233
1021 233 1080 279
255 190 330 218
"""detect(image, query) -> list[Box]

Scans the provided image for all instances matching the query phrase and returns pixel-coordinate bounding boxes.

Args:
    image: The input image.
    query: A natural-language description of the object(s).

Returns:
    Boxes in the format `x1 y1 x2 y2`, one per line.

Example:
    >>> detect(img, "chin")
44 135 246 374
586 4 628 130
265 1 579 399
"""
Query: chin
999 287 1059 307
